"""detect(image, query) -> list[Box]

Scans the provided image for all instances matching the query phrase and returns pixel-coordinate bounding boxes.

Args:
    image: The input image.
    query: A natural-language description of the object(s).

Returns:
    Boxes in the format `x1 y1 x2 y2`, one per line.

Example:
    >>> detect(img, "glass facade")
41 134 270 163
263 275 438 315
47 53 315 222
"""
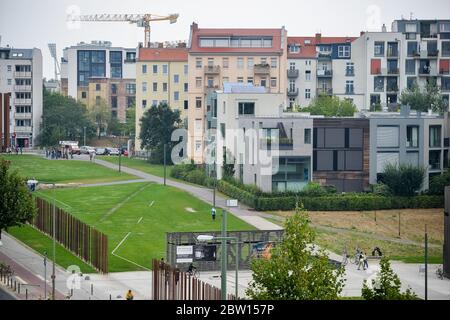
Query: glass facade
272 157 311 192
110 51 122 78
77 50 106 86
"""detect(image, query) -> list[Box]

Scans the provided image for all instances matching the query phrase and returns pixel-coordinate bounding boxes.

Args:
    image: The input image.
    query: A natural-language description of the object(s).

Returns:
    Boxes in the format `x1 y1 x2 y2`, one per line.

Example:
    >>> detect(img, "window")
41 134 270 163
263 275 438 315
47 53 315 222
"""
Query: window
430 126 442 148
142 64 147 74
247 58 254 69
142 82 147 92
304 129 311 144
111 96 118 109
371 59 381 74
153 82 158 92
196 58 202 68
111 84 117 95
270 58 277 68
305 89 311 99
126 83 136 95
345 81 354 94
207 77 214 87
7 65 11 72
174 91 179 101
405 23 417 33
16 106 31 113
126 97 135 108
174 74 179 83
305 70 311 81
260 78 267 87
374 77 384 92
443 42 450 57
196 77 202 88
152 100 158 107
184 100 189 110
272 157 310 192
184 64 188 75
407 42 418 56
184 83 188 92
405 60 416 74
196 97 202 109
429 150 441 170
162 65 168 74
305 60 311 66
195 140 202 152
163 83 168 92
247 77 254 84
95 96 101 105
110 51 122 78
223 57 229 68
338 46 350 58
270 77 277 87
81 92 87 99
261 57 267 65
237 77 244 83
195 119 202 131
346 63 355 76
141 100 147 108
237 58 244 69
406 126 419 148
377 153 399 173
95 83 101 91
374 42 385 56
289 45 300 53
377 126 399 148
238 102 255 115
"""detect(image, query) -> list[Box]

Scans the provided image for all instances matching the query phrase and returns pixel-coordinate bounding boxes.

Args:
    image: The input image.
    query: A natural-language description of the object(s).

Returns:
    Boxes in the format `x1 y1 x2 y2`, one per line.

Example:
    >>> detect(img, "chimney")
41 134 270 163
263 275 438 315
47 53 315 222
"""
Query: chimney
315 33 322 43
360 31 365 36
177 42 187 48
158 42 164 48
381 24 387 32
191 22 199 31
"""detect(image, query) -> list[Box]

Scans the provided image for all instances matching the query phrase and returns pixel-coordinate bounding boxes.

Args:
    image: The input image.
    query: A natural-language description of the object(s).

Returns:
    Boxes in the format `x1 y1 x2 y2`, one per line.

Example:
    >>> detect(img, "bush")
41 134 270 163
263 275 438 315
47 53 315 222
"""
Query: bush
381 164 425 197
170 163 214 187
371 184 392 196
429 171 450 195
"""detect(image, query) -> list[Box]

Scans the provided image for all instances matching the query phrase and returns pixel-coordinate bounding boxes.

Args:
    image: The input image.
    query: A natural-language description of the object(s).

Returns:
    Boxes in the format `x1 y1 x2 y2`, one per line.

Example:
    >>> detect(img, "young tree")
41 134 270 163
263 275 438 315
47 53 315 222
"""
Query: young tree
139 103 181 164
89 98 111 139
362 258 417 300
0 159 36 242
300 95 357 117
380 164 425 197
124 106 136 137
246 206 345 300
38 89 95 146
400 80 447 114
222 148 235 179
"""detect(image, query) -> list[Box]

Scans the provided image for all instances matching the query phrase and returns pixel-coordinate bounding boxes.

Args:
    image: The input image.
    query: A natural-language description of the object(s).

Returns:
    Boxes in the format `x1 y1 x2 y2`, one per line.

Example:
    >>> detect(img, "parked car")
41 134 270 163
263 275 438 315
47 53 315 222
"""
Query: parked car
80 146 95 154
123 150 129 157
95 148 107 155
106 147 120 156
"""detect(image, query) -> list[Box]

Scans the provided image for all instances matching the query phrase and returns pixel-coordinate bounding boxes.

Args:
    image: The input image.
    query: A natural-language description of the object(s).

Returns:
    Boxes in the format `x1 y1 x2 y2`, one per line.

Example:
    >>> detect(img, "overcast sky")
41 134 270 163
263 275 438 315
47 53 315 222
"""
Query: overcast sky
1 0 449 79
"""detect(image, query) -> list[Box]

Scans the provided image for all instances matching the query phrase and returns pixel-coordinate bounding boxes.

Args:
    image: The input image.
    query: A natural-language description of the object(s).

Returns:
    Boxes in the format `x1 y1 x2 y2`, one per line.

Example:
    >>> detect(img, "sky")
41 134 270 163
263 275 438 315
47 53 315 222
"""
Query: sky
0 0 449 79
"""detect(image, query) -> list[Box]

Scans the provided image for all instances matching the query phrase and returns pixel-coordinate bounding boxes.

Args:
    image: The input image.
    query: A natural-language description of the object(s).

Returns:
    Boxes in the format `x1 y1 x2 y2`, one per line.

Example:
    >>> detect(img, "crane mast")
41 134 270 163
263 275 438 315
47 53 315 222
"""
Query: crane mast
68 13 179 48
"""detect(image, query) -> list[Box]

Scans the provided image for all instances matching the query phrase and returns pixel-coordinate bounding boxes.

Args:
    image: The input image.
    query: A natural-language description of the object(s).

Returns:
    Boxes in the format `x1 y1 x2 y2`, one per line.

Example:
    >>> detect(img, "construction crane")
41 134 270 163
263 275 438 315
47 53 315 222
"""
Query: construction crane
69 13 179 48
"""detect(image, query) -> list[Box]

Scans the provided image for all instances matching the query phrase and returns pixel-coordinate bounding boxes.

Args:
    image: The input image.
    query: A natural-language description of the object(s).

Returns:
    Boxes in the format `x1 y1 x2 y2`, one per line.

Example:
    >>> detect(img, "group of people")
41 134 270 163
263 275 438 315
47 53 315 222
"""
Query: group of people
3 146 23 154
45 148 73 160
343 247 383 271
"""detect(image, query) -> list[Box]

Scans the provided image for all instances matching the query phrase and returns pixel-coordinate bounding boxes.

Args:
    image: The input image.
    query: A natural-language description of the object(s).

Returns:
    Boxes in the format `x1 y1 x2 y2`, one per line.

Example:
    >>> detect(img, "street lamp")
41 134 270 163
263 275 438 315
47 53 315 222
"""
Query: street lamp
197 233 239 299
50 183 56 300
44 251 47 300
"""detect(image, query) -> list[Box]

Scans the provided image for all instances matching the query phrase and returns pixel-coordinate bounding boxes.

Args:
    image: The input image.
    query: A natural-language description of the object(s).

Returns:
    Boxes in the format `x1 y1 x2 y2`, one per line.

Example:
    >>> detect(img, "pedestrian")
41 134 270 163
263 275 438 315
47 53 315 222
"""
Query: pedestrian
125 289 134 300
174 265 180 285
357 252 364 270
363 252 369 270
89 152 93 162
211 207 216 221
15 146 19 155
20 147 23 155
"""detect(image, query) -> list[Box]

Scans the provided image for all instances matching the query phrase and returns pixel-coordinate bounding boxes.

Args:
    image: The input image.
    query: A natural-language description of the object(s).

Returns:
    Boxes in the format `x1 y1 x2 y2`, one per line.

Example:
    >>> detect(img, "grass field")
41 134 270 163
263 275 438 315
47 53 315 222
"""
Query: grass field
269 209 443 263
35 182 255 272
98 156 172 178
1 154 135 184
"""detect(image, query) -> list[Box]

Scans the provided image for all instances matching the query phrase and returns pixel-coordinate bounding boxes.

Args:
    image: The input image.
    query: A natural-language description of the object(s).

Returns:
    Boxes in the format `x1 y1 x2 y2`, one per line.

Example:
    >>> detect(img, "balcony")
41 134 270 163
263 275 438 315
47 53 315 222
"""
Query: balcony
205 84 219 90
387 68 399 75
317 52 332 60
254 64 271 75
14 71 31 78
317 88 333 96
386 85 399 92
428 50 439 58
15 98 32 105
440 69 450 75
419 67 438 76
441 85 450 92
317 69 333 77
14 85 32 91
387 50 399 58
124 58 136 63
14 126 32 133
287 69 299 78
263 137 294 151
204 65 221 75
14 113 32 120
287 88 299 97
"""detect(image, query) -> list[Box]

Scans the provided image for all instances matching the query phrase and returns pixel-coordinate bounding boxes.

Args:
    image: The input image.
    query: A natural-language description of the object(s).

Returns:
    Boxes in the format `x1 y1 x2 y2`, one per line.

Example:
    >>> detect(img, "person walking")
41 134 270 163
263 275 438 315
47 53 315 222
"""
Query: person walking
363 252 369 270
211 207 216 221
125 290 134 300
357 252 364 270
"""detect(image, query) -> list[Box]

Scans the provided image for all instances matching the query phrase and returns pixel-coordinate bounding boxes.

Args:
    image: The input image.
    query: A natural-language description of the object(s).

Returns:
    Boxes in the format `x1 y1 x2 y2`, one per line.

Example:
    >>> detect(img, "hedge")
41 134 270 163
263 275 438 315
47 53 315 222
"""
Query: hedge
217 180 444 211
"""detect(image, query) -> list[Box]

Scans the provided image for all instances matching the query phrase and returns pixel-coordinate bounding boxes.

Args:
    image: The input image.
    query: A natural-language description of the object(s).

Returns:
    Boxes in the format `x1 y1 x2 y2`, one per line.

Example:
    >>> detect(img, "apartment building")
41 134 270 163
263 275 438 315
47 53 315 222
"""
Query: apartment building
369 106 450 190
135 46 189 151
0 47 42 149
215 83 313 193
187 23 288 163
287 34 358 108
61 41 136 123
392 19 450 108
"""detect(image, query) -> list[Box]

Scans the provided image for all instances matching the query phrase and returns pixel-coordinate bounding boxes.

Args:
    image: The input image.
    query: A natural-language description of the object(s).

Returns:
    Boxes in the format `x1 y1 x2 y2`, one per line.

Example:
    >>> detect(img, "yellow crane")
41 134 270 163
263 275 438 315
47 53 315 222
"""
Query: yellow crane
69 13 179 48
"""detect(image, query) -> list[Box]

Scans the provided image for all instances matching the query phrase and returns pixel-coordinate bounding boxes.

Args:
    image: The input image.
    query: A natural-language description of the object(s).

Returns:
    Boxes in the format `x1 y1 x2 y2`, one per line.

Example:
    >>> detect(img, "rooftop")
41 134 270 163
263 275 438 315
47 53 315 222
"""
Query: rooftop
287 35 357 59
138 47 188 62
222 83 269 94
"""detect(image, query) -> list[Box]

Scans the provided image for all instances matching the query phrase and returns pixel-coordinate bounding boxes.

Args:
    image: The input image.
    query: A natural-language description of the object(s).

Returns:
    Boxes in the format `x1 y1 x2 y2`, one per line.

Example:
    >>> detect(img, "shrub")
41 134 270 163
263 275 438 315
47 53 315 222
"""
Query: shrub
371 184 392 196
429 171 450 195
381 164 425 197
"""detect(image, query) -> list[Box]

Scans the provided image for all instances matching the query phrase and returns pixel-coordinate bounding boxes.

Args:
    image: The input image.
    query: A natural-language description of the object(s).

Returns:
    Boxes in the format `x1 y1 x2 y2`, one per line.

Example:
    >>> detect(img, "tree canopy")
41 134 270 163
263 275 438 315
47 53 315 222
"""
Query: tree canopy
139 103 182 164
89 98 111 139
0 159 36 240
380 164 425 197
246 205 345 300
38 89 95 146
400 80 448 114
299 95 357 117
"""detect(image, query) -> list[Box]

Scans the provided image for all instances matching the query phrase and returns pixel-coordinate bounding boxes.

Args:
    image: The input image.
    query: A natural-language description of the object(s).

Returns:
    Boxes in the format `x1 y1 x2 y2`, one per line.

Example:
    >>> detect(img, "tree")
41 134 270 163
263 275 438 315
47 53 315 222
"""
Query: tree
362 258 417 300
222 148 235 179
400 80 447 114
89 98 111 139
380 164 425 197
139 103 181 164
429 171 450 195
246 205 345 300
0 159 36 242
124 106 136 137
38 89 95 146
299 95 357 117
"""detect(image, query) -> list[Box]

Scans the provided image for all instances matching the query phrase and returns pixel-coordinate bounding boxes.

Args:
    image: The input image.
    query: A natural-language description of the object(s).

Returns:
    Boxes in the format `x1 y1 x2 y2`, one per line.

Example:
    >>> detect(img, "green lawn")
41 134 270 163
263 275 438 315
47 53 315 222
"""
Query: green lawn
35 182 254 272
7 224 97 273
98 156 172 178
2 154 135 184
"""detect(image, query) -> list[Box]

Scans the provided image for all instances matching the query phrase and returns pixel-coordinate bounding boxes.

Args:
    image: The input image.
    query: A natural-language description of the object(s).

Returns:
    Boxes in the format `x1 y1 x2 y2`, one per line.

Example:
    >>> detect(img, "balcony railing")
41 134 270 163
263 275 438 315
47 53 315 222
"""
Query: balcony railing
14 113 32 120
14 85 32 91
440 69 450 75
14 71 32 78
14 126 32 133
386 85 399 92
263 138 294 151
387 49 399 58
317 52 332 60
374 86 384 92
15 98 32 105
428 50 439 58
387 68 399 75
254 64 271 75
204 65 221 74
287 88 299 97
419 68 437 76
317 88 333 96
287 69 299 78
441 85 450 92
317 69 333 77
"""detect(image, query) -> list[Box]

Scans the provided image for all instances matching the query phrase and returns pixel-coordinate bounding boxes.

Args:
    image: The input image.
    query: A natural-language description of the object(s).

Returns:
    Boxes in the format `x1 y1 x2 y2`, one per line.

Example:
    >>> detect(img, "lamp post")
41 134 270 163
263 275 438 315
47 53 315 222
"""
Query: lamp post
51 183 56 300
83 127 86 147
425 224 428 300
163 143 167 186
44 251 47 300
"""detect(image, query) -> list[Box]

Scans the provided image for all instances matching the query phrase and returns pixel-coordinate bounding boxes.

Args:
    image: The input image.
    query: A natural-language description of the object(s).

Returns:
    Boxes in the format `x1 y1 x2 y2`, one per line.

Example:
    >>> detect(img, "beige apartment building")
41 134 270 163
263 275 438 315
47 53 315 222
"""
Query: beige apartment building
135 47 189 151
187 23 288 163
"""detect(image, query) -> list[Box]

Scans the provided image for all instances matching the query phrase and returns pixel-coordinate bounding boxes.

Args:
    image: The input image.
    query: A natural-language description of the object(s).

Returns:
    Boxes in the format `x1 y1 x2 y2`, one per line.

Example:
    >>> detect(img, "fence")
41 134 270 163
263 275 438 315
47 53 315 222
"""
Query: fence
152 259 236 300
32 197 109 273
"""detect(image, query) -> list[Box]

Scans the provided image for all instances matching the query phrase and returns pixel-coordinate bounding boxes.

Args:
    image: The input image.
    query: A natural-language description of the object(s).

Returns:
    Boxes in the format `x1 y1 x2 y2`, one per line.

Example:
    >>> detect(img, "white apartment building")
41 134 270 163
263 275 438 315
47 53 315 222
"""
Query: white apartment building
0 47 42 149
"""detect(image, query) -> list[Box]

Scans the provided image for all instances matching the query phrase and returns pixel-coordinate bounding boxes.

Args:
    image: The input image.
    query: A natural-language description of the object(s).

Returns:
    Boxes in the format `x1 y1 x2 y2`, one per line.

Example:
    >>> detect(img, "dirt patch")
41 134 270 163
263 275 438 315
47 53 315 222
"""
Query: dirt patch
185 208 197 213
